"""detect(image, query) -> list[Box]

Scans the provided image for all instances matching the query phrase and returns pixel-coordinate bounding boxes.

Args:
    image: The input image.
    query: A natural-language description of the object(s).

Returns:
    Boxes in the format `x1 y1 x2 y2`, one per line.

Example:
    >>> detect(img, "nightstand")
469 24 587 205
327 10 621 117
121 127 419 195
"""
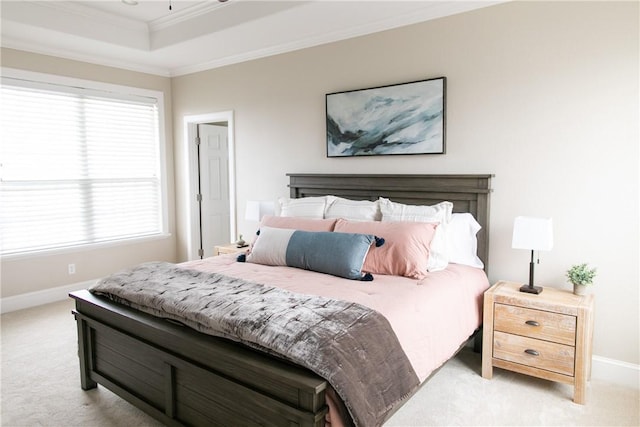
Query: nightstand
482 280 594 404
214 243 249 256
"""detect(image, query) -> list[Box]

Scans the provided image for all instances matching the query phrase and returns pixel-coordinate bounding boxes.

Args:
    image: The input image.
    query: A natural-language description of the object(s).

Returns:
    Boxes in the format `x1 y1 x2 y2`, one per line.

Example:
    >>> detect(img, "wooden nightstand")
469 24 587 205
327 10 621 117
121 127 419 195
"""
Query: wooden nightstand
482 281 594 404
213 243 249 256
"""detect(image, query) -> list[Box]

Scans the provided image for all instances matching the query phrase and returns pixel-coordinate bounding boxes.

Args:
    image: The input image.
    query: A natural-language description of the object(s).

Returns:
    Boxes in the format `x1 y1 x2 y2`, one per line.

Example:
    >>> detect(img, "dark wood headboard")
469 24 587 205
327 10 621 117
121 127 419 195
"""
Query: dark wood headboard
288 173 493 271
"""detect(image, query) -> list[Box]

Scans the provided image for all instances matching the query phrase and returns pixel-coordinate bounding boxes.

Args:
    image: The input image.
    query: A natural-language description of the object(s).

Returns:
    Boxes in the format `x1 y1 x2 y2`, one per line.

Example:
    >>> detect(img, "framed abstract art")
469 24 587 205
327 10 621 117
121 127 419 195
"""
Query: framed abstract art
326 77 446 157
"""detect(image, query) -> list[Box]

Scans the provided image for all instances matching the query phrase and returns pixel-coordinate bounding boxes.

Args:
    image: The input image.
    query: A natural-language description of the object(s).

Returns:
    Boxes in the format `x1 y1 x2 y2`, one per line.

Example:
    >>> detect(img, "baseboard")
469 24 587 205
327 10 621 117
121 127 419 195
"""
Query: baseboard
0 280 96 314
592 355 640 389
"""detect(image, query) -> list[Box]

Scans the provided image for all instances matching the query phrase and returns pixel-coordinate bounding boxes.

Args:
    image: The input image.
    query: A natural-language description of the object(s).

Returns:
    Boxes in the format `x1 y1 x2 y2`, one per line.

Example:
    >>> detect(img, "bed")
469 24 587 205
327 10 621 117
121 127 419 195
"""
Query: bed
70 173 493 427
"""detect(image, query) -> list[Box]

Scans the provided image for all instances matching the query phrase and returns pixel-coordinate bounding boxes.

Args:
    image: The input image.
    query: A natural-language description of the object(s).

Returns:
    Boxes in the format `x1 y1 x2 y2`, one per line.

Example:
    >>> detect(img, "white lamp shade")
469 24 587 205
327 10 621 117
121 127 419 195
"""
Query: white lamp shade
245 200 275 222
512 216 554 251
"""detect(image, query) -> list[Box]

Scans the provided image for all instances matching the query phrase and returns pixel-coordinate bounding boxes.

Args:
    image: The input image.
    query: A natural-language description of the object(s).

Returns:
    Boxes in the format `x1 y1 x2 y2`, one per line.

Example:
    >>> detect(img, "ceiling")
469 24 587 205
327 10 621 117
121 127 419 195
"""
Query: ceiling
1 0 504 77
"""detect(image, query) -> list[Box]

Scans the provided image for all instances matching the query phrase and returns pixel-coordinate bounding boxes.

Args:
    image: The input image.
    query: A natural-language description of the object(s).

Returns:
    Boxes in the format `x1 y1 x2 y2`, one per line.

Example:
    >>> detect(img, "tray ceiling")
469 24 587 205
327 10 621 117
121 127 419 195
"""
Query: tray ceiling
1 0 505 77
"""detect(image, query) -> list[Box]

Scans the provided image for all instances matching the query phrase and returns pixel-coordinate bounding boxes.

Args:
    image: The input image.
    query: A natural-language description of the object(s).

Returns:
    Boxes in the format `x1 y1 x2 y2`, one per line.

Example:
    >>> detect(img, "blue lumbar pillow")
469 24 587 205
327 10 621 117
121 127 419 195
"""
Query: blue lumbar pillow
238 226 382 281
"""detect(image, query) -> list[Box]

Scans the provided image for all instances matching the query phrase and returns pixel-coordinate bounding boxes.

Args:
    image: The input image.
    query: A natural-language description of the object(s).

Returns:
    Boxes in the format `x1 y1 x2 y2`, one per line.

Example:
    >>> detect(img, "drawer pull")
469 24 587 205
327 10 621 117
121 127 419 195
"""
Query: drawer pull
524 349 540 356
525 320 540 327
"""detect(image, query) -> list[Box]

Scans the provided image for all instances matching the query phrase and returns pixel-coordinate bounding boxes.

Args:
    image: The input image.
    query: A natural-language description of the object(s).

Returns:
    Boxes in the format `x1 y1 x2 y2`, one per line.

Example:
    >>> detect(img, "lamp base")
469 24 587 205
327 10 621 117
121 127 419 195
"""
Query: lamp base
520 284 543 294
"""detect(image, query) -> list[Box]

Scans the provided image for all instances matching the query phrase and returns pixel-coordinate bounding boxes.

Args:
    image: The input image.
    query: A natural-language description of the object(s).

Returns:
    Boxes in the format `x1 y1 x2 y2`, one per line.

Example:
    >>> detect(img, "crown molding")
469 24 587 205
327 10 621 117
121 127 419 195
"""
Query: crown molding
149 1 230 32
1 37 172 77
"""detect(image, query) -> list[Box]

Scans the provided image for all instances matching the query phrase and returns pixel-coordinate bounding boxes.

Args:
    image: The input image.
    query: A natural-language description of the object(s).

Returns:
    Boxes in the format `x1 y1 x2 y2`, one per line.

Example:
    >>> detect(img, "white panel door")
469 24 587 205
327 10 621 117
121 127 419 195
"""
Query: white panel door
198 124 230 258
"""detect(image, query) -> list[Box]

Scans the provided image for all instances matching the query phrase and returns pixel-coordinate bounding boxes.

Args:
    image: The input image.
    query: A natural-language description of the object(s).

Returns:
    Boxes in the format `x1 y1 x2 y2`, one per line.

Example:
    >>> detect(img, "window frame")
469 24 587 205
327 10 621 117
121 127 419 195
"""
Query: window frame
0 67 170 260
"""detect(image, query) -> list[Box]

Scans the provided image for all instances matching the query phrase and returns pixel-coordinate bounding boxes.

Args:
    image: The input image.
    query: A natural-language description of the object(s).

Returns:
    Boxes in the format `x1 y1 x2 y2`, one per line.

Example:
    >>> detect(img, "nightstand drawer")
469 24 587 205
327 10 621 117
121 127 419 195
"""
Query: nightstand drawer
494 303 576 346
494 331 575 376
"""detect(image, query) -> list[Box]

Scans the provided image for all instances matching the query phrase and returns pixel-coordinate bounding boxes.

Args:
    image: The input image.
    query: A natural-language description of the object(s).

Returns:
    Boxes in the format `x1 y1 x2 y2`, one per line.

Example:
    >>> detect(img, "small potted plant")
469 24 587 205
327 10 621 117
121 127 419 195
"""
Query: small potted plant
566 263 596 295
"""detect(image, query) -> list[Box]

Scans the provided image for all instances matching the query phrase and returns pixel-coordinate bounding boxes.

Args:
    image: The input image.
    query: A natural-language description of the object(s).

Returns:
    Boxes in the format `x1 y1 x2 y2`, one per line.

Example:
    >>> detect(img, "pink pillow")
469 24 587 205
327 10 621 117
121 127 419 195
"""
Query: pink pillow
334 219 437 279
260 215 337 232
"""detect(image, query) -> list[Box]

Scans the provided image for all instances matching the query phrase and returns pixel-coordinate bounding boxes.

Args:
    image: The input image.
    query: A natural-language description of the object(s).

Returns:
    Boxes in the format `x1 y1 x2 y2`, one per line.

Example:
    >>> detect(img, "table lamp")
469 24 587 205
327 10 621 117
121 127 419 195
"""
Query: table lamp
512 216 554 294
245 200 275 223
239 200 275 247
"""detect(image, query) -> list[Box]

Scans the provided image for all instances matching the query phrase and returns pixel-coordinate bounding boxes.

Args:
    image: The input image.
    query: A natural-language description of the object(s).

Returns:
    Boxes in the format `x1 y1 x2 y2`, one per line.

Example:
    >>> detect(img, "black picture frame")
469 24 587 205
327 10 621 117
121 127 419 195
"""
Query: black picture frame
326 77 446 157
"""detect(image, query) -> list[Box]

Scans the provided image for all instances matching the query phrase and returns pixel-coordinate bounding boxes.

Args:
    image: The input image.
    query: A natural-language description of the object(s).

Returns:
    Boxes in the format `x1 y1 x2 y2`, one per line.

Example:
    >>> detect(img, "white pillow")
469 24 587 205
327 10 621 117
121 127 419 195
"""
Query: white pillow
446 213 484 269
379 198 453 272
379 198 453 223
325 197 381 221
278 196 328 219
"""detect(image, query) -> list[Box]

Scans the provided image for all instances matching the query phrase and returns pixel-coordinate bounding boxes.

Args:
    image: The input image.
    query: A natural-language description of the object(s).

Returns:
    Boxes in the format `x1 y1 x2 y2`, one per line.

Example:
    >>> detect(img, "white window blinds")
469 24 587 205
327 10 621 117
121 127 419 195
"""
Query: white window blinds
0 76 165 256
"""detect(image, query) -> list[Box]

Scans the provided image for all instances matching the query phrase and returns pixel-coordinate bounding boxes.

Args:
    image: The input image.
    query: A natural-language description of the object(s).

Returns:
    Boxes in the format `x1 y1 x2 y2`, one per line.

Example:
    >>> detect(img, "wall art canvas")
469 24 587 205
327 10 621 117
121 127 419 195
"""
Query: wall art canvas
326 77 446 157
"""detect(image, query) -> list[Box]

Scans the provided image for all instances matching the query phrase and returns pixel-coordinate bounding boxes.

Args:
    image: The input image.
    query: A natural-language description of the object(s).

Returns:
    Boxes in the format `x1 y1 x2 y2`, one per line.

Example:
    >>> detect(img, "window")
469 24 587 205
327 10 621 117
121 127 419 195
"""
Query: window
0 71 167 256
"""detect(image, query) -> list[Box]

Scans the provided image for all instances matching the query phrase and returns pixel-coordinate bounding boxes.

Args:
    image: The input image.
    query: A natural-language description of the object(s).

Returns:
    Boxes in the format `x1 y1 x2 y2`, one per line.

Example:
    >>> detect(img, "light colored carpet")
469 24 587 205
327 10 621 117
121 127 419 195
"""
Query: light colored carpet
1 299 638 426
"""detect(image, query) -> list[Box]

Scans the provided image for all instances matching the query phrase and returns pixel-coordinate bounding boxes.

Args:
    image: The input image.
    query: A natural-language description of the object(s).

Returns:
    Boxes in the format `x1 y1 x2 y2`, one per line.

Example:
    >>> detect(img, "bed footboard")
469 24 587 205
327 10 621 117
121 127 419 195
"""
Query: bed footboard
70 290 328 427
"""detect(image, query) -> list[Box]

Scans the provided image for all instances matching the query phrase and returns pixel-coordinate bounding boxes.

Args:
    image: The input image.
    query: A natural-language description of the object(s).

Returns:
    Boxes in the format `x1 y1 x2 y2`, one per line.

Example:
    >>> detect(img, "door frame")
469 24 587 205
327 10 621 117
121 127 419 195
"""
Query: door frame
183 111 236 260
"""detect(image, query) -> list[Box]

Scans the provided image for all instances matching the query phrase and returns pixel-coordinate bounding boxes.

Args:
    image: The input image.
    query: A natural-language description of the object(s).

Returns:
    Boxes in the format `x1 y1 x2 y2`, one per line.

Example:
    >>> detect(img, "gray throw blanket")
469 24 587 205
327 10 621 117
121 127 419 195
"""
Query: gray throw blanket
90 262 420 427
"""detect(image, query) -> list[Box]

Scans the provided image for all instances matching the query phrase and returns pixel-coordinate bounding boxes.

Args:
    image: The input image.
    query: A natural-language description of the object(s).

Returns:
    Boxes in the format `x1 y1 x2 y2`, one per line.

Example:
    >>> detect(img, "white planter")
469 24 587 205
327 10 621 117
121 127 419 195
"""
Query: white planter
573 283 589 296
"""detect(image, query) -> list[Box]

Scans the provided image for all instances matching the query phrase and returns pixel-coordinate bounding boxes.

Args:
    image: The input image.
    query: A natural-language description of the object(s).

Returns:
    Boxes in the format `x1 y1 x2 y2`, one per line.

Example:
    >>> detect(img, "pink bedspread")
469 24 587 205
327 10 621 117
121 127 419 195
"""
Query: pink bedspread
182 255 489 383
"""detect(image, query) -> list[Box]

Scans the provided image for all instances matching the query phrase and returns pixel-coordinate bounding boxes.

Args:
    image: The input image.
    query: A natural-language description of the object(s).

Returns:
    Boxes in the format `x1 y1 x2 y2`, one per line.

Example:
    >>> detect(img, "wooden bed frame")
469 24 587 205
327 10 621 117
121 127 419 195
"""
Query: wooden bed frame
70 173 492 427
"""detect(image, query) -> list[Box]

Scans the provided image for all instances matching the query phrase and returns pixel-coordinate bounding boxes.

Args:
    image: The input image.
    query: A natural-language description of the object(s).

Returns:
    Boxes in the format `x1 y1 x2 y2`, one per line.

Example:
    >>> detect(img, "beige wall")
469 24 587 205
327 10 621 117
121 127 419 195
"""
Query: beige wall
0 48 177 297
172 1 639 365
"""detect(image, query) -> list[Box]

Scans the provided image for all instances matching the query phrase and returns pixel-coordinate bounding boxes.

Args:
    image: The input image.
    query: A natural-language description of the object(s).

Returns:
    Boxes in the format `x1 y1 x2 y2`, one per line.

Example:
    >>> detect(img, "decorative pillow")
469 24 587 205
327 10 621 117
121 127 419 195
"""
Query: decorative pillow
446 213 484 269
334 219 438 279
324 197 381 221
278 196 328 219
378 198 453 223
379 198 453 272
241 226 380 281
260 215 337 232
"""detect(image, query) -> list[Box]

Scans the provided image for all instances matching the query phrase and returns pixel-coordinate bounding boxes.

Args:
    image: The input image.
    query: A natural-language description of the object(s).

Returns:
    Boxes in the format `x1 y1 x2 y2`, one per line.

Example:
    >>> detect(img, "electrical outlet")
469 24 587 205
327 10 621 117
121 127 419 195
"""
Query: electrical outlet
68 263 76 275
